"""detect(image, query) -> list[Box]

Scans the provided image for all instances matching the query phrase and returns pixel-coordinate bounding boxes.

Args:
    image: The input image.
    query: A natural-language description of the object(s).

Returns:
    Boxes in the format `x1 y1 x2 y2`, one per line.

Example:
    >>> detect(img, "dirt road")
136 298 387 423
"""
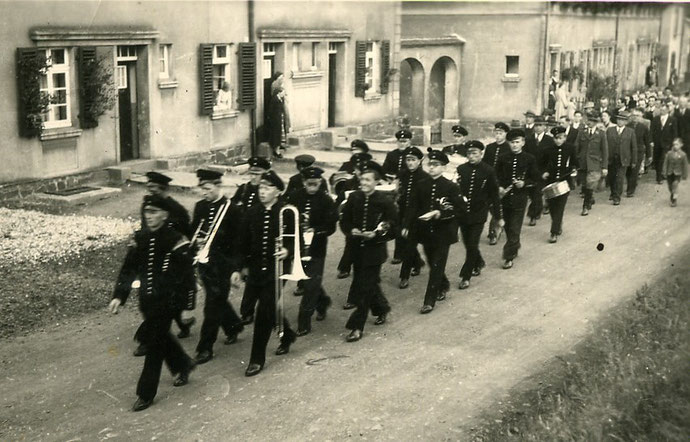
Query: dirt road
1 177 688 441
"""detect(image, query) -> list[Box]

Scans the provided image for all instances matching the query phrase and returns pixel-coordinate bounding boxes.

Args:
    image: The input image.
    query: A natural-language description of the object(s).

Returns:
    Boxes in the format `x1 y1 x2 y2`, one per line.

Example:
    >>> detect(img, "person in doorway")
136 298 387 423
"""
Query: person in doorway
266 87 291 159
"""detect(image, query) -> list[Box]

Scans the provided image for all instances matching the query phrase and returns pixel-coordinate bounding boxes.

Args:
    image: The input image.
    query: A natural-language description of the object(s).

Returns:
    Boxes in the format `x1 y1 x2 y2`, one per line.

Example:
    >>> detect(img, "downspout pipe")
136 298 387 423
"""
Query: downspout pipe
248 0 257 156
540 1 550 112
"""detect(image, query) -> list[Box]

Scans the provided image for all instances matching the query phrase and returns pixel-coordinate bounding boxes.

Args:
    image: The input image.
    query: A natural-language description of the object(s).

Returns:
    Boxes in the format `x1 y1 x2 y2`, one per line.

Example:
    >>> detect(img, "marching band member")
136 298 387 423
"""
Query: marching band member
191 169 244 365
340 161 396 342
404 148 462 313
397 146 429 289
443 124 469 158
333 139 370 176
542 126 578 243
482 122 511 245
525 116 554 226
456 141 502 289
109 195 196 412
496 129 540 269
287 166 338 335
383 129 413 264
236 170 297 376
576 111 609 216
283 154 329 200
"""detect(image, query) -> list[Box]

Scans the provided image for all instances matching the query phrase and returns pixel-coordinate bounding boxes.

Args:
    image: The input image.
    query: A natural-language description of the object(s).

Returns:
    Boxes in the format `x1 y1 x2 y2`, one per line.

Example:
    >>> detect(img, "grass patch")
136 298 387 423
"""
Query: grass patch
469 253 690 441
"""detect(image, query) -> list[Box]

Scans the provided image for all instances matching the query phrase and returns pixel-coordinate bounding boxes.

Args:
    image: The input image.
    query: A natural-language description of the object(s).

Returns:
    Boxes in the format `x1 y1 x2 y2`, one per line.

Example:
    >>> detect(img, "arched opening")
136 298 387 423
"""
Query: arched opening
429 56 459 143
399 58 425 126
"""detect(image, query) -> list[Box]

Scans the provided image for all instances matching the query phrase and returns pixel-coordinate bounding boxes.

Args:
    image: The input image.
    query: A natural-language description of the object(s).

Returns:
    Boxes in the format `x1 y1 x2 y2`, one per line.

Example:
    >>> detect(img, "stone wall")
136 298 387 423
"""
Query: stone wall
0 169 109 202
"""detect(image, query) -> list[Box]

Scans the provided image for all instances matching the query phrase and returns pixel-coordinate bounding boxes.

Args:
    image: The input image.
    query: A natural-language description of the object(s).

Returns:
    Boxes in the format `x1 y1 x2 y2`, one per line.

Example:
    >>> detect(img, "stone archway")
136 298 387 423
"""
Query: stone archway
399 58 425 125
429 56 459 121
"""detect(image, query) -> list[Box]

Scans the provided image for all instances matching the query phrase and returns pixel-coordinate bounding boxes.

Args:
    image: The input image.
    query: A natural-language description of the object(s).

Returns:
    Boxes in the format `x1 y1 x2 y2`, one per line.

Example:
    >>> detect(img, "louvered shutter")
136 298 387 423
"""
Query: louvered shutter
380 40 391 94
355 41 367 97
78 47 98 128
237 42 256 110
200 44 214 115
16 48 43 138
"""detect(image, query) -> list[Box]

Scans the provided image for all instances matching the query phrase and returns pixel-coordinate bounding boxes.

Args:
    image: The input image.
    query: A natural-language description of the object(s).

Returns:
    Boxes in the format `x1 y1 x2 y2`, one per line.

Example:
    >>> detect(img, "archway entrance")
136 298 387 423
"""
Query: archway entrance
399 58 425 125
429 56 459 143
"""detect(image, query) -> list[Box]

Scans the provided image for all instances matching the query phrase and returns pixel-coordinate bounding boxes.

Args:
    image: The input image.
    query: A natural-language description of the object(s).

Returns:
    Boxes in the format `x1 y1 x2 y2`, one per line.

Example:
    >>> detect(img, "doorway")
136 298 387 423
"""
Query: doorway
327 43 338 127
116 46 139 161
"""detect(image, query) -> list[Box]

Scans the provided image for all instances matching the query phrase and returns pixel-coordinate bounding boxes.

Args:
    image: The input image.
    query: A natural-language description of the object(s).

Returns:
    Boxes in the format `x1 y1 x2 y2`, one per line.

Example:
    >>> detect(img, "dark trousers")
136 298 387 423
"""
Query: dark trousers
488 212 500 239
653 147 666 181
421 241 450 307
527 185 544 220
459 222 485 281
667 174 681 194
134 310 186 343
547 192 569 235
346 263 390 332
399 236 423 280
608 156 626 201
337 239 354 273
240 283 259 318
297 257 331 332
196 263 243 353
247 282 296 367
626 155 644 195
393 234 404 260
501 199 527 261
136 315 191 401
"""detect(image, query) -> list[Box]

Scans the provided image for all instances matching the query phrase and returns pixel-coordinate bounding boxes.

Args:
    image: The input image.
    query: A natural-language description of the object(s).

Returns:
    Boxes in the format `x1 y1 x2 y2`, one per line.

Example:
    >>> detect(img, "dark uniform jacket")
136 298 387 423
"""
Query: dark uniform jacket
631 121 653 161
526 132 554 173
113 226 195 315
141 195 192 238
496 151 540 206
335 176 360 207
382 149 407 180
605 126 638 167
397 167 431 218
284 173 329 199
565 126 579 145
576 128 609 172
544 143 578 184
340 190 397 266
287 188 337 259
238 201 295 286
230 182 260 213
482 141 510 170
442 143 468 157
191 196 241 272
674 108 690 151
651 114 678 151
456 162 501 225
404 176 463 245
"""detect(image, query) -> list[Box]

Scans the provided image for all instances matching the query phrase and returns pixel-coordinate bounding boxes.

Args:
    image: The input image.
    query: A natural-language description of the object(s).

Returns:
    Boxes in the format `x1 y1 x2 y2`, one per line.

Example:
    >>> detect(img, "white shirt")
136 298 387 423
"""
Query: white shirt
661 115 668 127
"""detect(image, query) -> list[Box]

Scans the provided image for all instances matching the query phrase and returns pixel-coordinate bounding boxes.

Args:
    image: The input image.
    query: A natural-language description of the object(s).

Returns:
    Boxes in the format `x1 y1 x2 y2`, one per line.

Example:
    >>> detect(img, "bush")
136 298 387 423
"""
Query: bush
586 71 619 104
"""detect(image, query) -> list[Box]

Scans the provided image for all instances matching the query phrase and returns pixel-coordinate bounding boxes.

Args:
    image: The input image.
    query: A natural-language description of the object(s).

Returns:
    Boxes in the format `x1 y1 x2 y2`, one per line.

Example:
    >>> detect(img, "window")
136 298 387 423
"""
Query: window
505 55 519 76
159 44 171 79
365 42 380 93
40 48 71 129
311 42 319 69
263 43 277 55
212 44 232 110
116 45 137 61
292 42 301 71
328 42 338 54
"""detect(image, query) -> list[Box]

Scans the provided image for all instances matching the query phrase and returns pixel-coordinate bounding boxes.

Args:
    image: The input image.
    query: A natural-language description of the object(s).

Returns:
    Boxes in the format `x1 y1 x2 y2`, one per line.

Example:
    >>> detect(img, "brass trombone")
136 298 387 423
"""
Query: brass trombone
275 204 309 338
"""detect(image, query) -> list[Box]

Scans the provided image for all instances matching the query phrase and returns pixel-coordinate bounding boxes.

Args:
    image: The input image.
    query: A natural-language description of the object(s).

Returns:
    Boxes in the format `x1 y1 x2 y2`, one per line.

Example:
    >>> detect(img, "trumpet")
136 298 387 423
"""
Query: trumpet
275 204 310 338
194 202 230 265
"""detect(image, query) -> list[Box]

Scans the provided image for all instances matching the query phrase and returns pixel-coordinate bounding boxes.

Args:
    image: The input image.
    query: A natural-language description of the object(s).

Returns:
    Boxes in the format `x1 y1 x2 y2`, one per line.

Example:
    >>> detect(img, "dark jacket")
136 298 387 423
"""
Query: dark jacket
231 182 260 213
525 132 555 173
575 127 609 172
284 173 329 200
674 108 690 149
397 167 431 218
382 148 407 181
191 196 242 272
482 141 510 170
650 115 678 151
287 188 337 259
340 190 397 266
456 161 501 225
565 126 579 145
442 143 468 157
631 120 653 160
495 150 540 206
141 195 191 238
266 95 290 149
113 226 195 315
543 143 578 184
404 176 463 245
605 126 637 167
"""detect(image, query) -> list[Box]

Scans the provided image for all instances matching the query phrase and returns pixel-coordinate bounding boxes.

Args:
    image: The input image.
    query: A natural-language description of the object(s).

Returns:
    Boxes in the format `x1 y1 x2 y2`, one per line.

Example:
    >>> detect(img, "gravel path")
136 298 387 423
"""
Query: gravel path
0 174 688 441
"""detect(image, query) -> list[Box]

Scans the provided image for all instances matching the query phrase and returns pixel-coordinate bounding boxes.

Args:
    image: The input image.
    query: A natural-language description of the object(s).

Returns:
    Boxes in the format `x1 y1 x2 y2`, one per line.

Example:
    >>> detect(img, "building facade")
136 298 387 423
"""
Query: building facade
0 0 399 185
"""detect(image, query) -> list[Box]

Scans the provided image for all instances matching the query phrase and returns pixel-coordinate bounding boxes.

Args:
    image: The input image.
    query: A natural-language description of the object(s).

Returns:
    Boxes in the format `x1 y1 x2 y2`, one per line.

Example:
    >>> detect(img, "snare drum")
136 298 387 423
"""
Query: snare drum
542 180 570 199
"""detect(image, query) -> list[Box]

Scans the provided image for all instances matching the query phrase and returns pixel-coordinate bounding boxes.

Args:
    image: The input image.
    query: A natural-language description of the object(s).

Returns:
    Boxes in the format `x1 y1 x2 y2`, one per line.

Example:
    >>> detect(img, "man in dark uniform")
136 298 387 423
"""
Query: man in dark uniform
133 172 195 358
283 154 329 199
396 145 428 289
576 111 609 216
109 195 196 412
542 126 578 243
456 141 502 290
383 129 412 264
287 166 337 335
525 116 554 226
191 169 244 364
404 148 462 313
333 139 370 177
236 170 298 377
442 125 469 157
482 122 510 245
496 129 540 269
340 161 396 342
231 156 271 214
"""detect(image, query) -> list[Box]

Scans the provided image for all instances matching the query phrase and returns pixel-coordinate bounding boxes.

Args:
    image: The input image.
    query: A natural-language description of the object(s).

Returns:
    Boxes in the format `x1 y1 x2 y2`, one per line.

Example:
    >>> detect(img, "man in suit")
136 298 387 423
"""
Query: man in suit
525 116 554 226
523 111 536 140
576 111 608 216
627 108 652 197
674 96 690 157
572 110 584 130
482 122 510 245
560 116 579 145
650 102 678 184
605 111 637 205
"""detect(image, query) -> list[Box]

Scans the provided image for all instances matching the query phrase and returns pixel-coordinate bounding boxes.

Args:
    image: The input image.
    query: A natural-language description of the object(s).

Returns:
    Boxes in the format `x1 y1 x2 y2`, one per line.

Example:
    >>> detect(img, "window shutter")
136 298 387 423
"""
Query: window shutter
200 44 214 115
16 48 43 138
237 42 256 110
78 47 99 128
355 41 367 97
380 40 391 94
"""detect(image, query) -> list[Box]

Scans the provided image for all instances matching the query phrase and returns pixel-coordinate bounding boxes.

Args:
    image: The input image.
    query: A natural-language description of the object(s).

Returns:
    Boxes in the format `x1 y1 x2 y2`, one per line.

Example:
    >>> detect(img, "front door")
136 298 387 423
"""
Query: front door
262 54 275 140
328 52 337 127
116 46 140 161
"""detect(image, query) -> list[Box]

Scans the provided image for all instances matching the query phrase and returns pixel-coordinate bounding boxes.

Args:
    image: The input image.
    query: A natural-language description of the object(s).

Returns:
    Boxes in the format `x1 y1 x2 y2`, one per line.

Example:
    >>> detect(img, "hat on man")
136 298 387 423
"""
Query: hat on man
494 122 510 133
583 101 595 110
294 154 316 167
507 128 526 141
616 111 631 120
426 148 449 165
550 126 567 137
248 156 271 172
534 115 547 125
452 125 468 136
260 170 285 191
524 110 536 117
350 139 370 153
301 166 325 180
360 160 384 178
466 140 485 152
395 129 413 140
404 146 424 159
586 110 601 121
143 194 172 212
146 171 173 186
196 168 223 185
